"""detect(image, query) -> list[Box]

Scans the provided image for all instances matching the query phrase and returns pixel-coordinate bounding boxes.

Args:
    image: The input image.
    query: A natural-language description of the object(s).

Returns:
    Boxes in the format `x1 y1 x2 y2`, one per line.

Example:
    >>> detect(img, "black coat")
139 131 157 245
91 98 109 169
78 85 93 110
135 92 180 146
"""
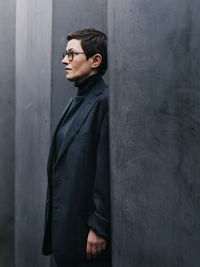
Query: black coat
42 76 111 267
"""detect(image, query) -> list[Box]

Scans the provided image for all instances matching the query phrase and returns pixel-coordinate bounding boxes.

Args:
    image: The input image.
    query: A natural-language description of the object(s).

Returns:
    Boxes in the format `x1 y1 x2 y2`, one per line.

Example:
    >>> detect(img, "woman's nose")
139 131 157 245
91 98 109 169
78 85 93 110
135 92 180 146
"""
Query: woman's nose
62 55 69 64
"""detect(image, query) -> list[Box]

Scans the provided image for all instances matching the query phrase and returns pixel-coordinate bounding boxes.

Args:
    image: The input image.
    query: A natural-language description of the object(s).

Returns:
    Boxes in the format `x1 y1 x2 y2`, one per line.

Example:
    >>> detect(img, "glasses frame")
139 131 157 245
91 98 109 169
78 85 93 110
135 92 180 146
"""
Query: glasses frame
62 50 85 61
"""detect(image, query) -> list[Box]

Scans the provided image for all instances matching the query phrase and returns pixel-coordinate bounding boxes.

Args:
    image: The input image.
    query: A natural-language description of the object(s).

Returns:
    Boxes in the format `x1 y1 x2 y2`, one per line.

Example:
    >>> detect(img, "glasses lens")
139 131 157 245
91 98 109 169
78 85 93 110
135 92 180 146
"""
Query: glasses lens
62 51 76 61
68 51 73 61
62 51 67 59
62 51 74 61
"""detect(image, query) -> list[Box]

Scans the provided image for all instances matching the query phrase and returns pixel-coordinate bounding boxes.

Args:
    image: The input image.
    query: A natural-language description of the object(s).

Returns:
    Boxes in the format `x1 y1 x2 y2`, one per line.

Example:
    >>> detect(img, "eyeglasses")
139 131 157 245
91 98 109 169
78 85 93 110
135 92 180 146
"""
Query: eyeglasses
62 50 85 61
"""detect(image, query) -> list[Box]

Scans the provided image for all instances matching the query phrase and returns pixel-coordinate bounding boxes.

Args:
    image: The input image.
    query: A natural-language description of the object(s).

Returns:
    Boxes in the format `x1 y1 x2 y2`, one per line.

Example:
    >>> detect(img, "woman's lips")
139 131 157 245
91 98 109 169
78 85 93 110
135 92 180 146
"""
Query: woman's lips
65 68 71 72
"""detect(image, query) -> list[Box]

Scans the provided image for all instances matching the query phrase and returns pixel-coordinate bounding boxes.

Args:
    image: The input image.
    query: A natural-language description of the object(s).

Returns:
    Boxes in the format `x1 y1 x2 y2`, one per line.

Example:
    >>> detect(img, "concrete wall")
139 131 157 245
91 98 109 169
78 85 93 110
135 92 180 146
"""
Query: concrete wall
108 0 200 266
3 0 200 266
15 0 52 266
0 0 15 266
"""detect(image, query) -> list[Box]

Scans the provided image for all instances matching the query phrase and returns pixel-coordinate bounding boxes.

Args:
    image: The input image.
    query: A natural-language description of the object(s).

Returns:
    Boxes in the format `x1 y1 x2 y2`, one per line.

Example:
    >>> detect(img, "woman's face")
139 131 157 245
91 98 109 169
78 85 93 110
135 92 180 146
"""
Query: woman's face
62 39 96 83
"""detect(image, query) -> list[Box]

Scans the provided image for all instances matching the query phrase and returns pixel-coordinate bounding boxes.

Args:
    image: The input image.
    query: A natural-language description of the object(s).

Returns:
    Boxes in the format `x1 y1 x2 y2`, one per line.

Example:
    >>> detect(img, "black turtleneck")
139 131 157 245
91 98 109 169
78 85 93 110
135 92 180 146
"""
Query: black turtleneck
55 73 102 160
74 72 102 96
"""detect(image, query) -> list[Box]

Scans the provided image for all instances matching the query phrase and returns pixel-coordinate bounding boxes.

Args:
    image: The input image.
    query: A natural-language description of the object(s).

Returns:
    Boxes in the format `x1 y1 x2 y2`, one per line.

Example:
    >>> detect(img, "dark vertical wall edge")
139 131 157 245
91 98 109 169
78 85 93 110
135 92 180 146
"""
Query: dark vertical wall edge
0 0 16 266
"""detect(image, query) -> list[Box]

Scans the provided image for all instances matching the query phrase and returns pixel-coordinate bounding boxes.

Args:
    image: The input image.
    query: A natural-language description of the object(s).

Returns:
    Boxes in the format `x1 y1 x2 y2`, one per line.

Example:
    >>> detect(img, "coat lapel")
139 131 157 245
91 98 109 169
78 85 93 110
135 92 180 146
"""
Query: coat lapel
54 78 105 168
47 97 73 177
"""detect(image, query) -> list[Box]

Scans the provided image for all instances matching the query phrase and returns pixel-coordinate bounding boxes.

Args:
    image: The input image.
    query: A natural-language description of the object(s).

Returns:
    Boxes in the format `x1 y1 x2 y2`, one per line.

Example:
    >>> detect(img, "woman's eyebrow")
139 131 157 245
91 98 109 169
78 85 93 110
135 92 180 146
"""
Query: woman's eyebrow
66 48 76 52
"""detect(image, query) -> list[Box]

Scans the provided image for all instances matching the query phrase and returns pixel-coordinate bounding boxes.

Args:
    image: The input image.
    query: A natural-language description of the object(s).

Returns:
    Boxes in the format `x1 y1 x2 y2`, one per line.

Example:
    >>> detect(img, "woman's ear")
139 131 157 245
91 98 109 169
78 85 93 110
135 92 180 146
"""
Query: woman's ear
91 54 102 70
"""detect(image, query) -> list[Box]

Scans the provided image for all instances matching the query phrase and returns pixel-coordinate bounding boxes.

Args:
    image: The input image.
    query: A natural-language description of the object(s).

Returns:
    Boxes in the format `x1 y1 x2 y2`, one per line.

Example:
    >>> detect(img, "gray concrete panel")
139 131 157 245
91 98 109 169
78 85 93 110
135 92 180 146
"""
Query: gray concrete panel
0 0 15 266
15 0 52 266
51 0 107 131
108 0 200 266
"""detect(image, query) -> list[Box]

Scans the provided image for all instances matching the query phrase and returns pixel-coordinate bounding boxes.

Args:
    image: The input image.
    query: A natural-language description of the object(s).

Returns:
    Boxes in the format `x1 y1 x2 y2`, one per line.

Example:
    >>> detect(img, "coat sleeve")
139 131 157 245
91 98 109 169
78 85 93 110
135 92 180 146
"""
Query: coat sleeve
87 111 111 239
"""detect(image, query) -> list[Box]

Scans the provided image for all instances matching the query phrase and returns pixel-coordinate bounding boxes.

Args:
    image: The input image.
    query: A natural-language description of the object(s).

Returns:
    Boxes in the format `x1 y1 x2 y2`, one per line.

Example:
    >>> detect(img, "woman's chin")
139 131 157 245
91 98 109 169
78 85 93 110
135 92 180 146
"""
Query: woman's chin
66 74 74 81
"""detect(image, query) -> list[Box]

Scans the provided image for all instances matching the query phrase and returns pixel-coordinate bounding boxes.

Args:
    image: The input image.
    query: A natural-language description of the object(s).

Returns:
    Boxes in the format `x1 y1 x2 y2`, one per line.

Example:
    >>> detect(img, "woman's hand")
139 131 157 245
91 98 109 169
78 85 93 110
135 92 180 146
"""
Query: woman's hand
86 229 106 260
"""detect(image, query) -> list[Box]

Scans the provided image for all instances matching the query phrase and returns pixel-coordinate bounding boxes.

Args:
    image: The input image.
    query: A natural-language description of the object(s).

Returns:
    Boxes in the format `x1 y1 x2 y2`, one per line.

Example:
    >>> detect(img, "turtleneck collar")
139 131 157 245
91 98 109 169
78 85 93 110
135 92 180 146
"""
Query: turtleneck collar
74 73 102 96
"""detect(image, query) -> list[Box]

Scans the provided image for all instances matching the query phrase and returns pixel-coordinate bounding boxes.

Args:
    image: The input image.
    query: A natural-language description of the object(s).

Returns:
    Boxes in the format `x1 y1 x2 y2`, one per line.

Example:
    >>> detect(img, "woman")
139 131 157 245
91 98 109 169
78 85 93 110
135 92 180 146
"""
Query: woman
42 28 111 267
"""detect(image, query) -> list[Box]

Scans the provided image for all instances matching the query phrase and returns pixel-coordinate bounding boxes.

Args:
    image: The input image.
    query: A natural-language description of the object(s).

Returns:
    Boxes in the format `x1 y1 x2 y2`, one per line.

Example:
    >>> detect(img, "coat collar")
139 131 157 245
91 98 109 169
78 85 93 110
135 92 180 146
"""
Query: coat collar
47 77 106 177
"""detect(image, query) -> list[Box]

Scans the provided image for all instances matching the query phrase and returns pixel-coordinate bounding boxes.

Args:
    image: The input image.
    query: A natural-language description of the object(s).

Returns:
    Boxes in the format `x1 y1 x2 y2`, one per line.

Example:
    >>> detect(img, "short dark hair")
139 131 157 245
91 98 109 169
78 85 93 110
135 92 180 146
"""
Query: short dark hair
67 28 107 75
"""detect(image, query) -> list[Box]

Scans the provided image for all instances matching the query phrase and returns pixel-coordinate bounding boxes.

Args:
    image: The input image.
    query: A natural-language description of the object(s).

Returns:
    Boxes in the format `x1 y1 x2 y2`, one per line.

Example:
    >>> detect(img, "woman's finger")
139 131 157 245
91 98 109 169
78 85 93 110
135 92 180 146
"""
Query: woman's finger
92 243 97 258
86 242 92 260
96 243 102 255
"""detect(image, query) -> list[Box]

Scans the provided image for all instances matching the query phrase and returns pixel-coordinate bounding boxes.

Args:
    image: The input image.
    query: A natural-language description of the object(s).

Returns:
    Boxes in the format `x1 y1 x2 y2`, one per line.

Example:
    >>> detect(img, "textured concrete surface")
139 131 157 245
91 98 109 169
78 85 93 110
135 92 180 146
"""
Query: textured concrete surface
108 0 200 266
0 0 15 266
4 0 200 266
15 0 52 266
